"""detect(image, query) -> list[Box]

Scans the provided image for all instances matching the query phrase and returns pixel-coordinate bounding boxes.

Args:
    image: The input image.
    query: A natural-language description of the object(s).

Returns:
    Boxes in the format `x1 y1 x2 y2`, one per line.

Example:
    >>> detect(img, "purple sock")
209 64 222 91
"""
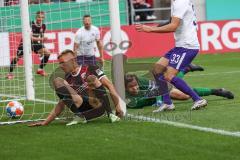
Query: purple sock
154 73 172 105
162 94 172 105
171 76 201 102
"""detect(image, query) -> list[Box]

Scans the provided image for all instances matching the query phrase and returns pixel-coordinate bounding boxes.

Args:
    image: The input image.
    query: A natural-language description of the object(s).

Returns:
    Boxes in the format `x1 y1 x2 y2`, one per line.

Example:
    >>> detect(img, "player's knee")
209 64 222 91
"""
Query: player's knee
44 53 50 57
89 97 102 109
40 48 50 56
53 77 65 88
42 51 50 56
178 94 190 100
16 55 22 60
163 72 174 82
183 94 190 100
87 75 101 88
152 63 167 75
171 91 190 100
72 95 83 108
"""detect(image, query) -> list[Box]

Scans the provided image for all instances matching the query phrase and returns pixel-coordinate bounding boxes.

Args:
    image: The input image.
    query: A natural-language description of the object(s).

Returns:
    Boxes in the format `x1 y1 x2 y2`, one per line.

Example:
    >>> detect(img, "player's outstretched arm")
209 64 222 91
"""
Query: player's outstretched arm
28 101 65 127
96 40 104 65
100 76 123 117
135 17 180 33
73 42 80 57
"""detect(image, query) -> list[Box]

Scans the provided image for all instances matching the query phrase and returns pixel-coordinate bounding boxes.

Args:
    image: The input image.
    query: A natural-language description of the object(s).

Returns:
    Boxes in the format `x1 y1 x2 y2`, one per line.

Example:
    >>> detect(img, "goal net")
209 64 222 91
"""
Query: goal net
0 0 128 125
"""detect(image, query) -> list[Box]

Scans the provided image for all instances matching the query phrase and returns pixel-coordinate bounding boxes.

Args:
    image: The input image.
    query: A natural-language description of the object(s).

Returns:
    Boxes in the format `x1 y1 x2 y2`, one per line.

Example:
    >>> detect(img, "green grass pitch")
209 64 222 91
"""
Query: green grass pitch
0 53 240 160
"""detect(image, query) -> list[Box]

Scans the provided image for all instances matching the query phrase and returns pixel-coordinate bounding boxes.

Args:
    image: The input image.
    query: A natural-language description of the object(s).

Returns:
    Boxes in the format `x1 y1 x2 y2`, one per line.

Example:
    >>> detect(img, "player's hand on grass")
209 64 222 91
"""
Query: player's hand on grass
28 121 46 127
115 105 124 118
135 24 152 32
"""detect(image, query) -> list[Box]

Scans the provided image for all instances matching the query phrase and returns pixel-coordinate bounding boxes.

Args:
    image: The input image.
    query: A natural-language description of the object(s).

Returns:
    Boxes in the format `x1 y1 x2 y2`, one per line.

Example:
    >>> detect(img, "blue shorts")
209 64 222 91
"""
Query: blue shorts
164 47 199 71
77 55 97 66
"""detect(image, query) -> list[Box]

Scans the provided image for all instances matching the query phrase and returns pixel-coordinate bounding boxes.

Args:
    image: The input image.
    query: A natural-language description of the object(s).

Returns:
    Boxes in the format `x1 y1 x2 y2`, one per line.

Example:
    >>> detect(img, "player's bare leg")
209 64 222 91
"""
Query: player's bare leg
36 48 51 76
87 75 102 108
53 77 88 126
170 88 190 100
53 77 83 109
7 55 22 80
86 75 120 123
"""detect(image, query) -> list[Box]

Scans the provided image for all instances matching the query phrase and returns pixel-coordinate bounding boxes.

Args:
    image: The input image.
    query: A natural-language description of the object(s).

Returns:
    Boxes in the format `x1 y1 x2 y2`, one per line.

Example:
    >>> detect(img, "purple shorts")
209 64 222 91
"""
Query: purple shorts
77 55 97 66
164 47 199 71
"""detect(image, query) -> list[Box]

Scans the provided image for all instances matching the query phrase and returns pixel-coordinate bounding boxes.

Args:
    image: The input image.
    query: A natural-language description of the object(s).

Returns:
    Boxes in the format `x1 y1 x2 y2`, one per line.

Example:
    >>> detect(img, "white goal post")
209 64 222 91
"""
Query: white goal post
0 0 127 124
20 0 35 100
109 0 126 115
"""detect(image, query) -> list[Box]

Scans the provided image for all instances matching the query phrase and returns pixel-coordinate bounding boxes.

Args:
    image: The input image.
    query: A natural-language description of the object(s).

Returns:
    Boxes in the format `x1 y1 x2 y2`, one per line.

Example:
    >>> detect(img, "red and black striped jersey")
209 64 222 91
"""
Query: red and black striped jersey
65 65 105 95
31 21 46 39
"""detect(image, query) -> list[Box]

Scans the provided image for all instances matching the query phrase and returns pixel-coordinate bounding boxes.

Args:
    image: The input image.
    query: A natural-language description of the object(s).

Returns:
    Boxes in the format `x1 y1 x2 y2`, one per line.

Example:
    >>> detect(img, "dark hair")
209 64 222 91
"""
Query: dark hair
83 14 91 20
58 49 76 59
36 11 45 16
124 74 139 87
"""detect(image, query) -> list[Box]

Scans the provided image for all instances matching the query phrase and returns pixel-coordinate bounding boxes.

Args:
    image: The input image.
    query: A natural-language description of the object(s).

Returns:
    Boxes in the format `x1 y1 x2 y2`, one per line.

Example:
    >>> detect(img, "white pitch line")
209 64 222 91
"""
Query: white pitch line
0 94 26 103
34 98 57 104
1 97 240 138
186 70 240 77
128 114 240 138
132 69 240 78
0 94 57 104
0 119 46 125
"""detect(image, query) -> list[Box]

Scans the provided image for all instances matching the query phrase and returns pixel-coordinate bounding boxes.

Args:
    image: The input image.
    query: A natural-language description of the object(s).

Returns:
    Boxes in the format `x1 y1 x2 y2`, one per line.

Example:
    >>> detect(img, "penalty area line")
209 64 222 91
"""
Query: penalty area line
127 114 240 138
187 70 240 77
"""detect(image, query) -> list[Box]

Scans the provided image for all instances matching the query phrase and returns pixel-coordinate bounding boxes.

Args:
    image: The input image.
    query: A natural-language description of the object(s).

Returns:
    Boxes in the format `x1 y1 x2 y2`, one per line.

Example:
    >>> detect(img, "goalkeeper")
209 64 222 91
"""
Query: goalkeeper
125 73 234 109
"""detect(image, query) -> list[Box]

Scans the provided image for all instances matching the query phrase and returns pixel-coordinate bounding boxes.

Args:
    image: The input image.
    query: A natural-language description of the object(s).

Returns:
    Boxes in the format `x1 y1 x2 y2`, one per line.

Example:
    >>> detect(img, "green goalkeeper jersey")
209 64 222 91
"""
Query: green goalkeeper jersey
126 73 216 108
126 77 161 108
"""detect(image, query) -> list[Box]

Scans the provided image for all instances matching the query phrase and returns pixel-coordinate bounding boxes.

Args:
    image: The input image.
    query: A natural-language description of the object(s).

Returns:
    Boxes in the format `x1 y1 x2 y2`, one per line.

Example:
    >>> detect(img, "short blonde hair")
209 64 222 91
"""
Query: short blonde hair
58 49 75 60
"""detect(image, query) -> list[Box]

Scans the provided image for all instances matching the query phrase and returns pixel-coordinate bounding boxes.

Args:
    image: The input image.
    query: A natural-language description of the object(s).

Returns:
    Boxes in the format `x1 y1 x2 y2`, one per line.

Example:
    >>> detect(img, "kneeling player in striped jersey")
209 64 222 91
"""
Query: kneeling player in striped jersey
29 49 122 127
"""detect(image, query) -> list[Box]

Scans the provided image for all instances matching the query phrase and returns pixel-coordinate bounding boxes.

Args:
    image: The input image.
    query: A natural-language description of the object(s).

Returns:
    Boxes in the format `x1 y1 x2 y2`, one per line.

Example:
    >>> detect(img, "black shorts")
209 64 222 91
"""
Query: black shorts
16 43 45 57
69 99 94 113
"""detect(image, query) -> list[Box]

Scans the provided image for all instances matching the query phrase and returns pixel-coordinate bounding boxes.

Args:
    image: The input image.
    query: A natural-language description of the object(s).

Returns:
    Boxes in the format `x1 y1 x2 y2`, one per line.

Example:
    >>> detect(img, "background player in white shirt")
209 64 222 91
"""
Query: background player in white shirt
135 0 207 112
74 15 104 66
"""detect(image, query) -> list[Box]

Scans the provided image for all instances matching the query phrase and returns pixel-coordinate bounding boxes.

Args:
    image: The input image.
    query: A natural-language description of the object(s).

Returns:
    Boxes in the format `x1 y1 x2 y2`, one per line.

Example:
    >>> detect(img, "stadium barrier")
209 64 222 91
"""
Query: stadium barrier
1 19 240 66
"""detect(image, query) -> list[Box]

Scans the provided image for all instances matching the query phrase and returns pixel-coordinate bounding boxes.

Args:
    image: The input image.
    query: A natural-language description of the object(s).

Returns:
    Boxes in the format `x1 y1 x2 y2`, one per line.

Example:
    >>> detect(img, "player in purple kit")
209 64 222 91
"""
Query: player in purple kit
135 0 207 112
